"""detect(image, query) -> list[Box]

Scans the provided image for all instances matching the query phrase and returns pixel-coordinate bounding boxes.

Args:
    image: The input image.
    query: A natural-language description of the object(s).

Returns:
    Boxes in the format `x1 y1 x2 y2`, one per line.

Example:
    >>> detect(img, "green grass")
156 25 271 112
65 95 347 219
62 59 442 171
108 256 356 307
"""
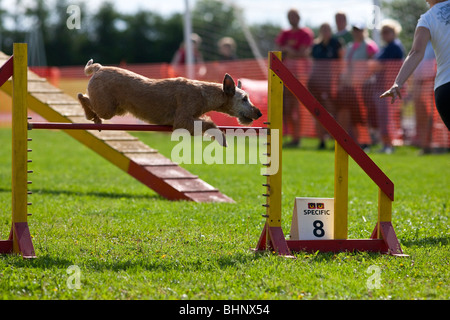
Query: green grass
0 128 448 300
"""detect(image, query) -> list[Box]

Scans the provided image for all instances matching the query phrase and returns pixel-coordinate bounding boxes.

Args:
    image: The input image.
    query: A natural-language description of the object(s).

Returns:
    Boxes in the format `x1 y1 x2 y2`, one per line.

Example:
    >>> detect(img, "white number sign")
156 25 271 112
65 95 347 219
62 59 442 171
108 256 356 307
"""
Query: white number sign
290 197 334 240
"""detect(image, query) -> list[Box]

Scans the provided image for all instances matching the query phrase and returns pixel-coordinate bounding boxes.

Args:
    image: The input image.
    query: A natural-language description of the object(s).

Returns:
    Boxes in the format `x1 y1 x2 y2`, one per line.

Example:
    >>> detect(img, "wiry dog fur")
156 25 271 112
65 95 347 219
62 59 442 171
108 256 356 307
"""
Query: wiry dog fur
77 60 262 146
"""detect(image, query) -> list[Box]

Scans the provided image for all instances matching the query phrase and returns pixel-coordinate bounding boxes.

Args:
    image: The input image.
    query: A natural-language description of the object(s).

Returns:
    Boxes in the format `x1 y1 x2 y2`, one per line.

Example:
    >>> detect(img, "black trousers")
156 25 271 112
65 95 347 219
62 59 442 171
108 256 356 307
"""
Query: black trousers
435 81 450 130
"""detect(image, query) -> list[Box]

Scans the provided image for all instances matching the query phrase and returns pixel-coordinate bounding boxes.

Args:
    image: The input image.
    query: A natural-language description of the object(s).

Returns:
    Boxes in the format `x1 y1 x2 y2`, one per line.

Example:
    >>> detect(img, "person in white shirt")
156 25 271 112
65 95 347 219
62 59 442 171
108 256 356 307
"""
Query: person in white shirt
381 0 450 130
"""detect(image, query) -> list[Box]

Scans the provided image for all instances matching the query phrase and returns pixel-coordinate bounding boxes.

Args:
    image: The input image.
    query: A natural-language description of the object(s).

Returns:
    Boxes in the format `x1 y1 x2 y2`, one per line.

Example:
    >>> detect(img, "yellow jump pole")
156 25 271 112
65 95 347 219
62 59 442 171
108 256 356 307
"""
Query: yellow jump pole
255 51 292 257
334 142 349 239
266 51 283 229
11 43 35 258
377 189 392 238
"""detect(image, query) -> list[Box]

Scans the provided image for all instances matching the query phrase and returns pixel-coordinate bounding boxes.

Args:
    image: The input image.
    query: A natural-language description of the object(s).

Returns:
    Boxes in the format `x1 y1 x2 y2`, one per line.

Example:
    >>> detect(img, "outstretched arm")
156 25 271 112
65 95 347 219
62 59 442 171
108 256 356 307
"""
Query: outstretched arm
380 27 431 103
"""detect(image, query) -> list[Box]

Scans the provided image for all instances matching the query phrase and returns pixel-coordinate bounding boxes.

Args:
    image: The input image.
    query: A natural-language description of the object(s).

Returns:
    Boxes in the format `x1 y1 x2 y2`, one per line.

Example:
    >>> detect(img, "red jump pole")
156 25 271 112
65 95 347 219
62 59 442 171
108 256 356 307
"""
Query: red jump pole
28 122 266 134
0 56 14 87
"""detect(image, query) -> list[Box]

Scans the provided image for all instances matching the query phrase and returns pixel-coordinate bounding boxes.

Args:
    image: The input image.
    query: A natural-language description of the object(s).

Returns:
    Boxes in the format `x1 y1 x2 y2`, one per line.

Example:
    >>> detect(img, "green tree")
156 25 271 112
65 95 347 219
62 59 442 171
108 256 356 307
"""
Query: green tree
122 11 183 63
250 23 281 58
0 0 284 66
382 0 429 51
192 0 252 60
45 0 89 65
89 1 125 64
153 13 184 63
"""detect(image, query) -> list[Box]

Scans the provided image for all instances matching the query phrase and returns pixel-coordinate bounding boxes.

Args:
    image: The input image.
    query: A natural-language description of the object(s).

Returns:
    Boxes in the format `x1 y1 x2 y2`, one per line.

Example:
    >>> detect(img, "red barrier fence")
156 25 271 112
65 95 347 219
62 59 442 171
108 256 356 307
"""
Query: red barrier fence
30 58 448 150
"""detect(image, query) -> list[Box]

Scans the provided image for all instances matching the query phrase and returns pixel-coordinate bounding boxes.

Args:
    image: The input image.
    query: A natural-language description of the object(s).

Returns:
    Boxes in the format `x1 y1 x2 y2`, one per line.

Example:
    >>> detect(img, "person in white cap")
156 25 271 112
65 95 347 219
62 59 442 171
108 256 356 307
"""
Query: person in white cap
335 21 378 147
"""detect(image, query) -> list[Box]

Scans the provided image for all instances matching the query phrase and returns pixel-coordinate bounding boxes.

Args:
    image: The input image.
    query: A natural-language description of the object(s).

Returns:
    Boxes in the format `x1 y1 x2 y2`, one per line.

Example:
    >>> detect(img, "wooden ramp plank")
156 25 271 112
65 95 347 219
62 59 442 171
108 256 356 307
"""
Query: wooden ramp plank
105 140 156 153
48 104 87 117
164 178 217 193
185 191 235 203
125 153 175 166
88 130 140 141
28 81 62 93
145 166 198 179
0 52 234 203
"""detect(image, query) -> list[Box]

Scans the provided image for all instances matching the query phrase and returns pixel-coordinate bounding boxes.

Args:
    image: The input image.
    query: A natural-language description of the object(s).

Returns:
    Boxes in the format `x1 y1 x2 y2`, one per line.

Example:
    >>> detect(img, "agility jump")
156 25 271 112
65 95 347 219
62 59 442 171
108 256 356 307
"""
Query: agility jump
0 44 405 258
255 52 406 257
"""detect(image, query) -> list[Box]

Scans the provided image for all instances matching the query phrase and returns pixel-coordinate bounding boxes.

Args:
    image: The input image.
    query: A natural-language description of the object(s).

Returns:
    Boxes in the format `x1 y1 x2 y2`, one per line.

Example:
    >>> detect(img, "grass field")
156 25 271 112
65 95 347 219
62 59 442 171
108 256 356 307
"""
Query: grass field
0 128 448 300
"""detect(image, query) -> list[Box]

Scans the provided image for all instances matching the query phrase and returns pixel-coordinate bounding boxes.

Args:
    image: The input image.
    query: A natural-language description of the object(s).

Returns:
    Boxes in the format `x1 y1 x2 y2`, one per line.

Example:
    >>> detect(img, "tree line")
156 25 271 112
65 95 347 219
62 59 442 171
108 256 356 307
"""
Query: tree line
0 0 426 67
0 0 281 66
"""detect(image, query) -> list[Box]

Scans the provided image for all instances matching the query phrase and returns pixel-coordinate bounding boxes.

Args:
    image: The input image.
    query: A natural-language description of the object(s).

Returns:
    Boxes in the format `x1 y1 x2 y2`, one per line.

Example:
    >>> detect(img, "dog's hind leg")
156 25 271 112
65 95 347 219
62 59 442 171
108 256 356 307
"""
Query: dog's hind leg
78 93 102 124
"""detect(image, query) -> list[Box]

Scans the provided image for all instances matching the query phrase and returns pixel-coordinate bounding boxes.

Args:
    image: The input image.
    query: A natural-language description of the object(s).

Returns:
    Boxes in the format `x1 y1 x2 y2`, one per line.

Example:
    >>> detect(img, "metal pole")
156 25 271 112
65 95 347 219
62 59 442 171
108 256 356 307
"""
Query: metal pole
184 0 194 79
372 0 381 46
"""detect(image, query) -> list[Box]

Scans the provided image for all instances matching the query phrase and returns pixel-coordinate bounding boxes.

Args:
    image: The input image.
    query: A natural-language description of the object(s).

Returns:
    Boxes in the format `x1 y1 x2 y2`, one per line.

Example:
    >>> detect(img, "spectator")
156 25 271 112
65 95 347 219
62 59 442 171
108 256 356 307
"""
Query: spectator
335 11 353 45
217 37 237 61
381 0 450 132
364 19 405 154
308 22 344 149
171 33 204 65
171 33 206 77
275 8 314 147
345 22 379 60
336 21 379 147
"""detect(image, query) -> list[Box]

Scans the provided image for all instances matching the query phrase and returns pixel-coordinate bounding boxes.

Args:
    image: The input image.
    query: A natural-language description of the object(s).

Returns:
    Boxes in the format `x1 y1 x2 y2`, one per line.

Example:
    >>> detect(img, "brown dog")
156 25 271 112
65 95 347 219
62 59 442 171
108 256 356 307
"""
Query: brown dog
77 60 262 146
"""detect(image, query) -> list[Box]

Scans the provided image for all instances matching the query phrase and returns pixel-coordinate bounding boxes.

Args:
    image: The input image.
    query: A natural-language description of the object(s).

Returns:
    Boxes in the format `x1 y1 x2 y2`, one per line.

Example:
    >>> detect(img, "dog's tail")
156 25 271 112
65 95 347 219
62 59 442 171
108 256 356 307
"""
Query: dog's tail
84 59 102 76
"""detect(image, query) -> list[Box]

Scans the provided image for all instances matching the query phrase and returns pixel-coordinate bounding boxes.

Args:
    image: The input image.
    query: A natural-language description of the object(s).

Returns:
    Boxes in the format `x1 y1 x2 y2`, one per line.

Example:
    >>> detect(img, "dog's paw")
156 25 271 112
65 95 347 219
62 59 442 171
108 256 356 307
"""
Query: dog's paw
93 117 102 125
211 133 228 147
93 116 102 131
222 139 228 147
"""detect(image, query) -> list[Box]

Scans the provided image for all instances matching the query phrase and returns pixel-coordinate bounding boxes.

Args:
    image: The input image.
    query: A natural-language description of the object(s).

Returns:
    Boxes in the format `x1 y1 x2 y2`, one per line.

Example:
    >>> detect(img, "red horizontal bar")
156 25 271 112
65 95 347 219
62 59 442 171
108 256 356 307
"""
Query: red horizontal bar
28 122 266 133
30 122 173 132
0 56 14 87
270 53 394 201
286 239 388 253
0 240 13 254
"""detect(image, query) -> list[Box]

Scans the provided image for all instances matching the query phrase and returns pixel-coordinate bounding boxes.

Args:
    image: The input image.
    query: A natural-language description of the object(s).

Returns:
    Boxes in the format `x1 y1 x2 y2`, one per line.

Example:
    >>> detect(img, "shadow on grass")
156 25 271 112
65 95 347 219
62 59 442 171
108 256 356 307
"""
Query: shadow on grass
0 187 163 201
6 239 445 272
4 248 391 272
401 236 449 248
2 250 266 273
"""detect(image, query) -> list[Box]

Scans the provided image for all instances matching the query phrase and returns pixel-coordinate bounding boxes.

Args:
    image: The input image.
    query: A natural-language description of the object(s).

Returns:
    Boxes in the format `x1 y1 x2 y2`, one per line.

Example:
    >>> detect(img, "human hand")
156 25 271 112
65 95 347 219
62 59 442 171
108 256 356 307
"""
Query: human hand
380 85 402 104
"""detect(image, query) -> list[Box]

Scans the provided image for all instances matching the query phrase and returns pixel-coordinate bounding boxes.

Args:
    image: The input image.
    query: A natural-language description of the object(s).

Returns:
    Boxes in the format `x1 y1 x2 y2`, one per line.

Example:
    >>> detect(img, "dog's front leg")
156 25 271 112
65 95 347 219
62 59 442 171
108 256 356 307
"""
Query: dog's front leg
173 117 227 147
199 116 228 147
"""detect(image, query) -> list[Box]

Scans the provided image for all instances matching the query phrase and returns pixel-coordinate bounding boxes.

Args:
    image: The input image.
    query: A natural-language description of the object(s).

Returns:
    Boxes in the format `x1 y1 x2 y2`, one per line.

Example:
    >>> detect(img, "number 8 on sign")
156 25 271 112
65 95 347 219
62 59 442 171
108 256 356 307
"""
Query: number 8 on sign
313 220 325 238
290 197 334 240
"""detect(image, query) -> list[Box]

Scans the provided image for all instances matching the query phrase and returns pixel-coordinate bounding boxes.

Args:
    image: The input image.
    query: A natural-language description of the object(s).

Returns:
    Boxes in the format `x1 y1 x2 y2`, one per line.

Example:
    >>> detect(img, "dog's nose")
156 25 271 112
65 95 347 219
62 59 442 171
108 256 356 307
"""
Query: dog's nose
256 110 263 118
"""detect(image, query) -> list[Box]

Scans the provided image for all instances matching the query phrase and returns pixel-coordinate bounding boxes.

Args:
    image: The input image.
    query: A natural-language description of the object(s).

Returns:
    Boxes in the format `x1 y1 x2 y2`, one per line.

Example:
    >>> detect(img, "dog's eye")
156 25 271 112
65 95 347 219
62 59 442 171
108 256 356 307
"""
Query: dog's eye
242 96 248 102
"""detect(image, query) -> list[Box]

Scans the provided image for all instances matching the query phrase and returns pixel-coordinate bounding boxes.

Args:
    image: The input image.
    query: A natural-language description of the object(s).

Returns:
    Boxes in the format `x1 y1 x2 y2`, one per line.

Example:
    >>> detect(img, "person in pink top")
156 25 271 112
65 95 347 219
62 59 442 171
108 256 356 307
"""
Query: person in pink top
275 9 314 147
276 9 314 60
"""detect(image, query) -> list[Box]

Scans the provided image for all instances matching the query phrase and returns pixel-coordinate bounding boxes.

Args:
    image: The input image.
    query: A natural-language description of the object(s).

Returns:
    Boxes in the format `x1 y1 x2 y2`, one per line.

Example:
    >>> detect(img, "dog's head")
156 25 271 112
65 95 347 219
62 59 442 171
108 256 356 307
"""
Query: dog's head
222 74 263 125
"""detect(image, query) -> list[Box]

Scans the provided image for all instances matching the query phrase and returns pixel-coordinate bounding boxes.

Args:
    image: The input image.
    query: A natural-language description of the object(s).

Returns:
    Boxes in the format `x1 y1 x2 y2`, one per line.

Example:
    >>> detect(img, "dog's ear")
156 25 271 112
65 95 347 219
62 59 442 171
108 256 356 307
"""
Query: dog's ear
237 80 242 89
223 74 236 97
